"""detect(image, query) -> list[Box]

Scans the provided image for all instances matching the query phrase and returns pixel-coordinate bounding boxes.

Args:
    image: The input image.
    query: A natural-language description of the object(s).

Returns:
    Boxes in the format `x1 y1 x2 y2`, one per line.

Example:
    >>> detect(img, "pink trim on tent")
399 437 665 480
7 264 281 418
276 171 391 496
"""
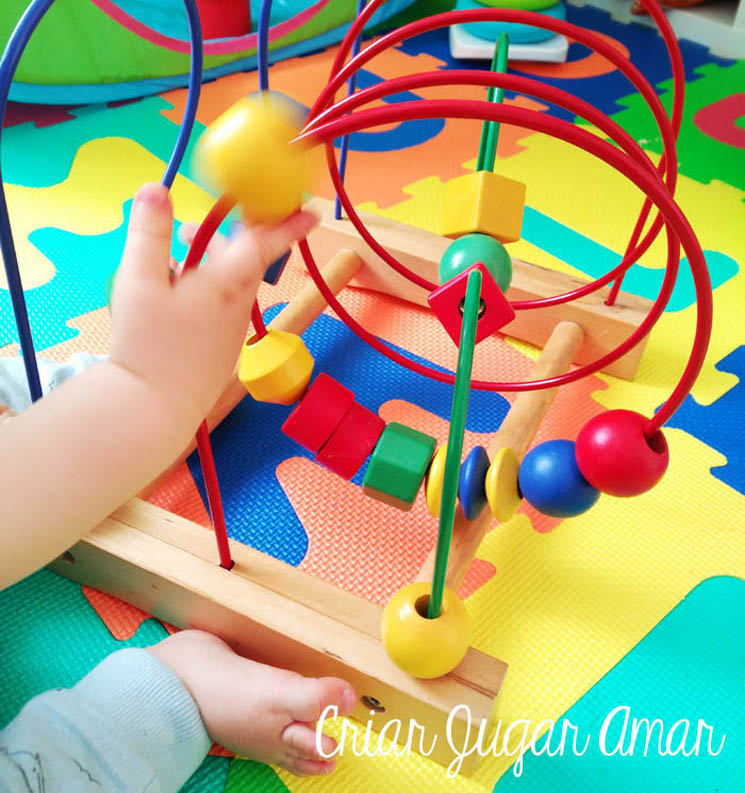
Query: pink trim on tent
89 0 332 55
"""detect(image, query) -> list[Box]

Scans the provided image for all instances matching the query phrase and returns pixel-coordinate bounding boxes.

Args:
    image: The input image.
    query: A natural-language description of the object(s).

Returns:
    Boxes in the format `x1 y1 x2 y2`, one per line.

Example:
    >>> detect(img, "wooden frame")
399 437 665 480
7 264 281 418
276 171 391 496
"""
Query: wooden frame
50 499 506 773
51 202 653 773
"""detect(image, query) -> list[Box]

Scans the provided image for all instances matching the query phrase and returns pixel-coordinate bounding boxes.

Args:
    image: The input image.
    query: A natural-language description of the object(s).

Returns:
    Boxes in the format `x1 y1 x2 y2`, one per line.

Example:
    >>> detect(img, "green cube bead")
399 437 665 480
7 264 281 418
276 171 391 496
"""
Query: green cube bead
362 422 437 511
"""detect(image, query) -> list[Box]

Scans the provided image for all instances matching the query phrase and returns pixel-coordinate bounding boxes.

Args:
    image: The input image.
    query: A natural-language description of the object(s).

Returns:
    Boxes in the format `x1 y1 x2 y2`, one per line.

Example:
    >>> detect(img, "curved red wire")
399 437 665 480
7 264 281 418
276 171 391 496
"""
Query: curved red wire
298 99 711 434
305 4 681 309
606 0 686 303
180 193 236 569
182 0 709 449
304 68 673 304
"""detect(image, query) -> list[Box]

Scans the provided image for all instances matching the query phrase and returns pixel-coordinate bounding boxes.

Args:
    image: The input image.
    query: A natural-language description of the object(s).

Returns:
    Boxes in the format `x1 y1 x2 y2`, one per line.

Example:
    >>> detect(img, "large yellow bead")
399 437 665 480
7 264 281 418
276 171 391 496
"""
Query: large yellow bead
196 93 314 224
485 447 521 522
238 329 313 405
381 582 470 679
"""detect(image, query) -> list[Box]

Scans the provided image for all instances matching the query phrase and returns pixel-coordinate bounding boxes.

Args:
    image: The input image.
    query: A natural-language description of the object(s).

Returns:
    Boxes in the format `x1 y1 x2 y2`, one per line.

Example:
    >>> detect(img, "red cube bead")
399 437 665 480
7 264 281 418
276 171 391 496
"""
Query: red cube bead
427 262 515 346
315 402 385 480
282 373 354 453
575 410 669 497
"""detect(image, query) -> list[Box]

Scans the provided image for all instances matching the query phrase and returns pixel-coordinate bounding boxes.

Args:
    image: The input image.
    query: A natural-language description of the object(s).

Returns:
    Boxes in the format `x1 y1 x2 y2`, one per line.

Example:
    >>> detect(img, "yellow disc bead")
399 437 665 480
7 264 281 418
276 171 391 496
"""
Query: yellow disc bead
238 329 313 405
485 447 521 522
425 444 448 517
381 582 470 679
196 93 315 224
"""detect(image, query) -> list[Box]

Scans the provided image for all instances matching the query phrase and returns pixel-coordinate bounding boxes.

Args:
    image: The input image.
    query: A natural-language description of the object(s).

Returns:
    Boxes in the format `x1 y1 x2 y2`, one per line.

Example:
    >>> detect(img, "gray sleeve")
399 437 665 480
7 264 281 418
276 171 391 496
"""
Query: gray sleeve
0 353 105 413
0 647 211 793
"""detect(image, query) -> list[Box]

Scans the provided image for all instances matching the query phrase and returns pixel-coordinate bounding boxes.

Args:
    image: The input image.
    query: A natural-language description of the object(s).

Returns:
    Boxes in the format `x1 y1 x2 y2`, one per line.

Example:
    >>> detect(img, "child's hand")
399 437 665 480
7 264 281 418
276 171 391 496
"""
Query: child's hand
148 630 357 776
109 183 318 427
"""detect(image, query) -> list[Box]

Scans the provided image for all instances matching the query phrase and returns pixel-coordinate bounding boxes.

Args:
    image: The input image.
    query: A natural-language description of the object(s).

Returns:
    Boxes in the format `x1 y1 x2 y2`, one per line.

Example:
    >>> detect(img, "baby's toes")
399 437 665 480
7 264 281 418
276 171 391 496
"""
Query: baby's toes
282 722 337 760
286 676 357 723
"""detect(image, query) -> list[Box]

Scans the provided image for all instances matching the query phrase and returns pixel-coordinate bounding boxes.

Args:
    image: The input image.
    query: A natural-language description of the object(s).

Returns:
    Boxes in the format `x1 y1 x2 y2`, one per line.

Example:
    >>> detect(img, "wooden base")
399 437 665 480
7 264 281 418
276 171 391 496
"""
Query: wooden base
68 202 648 771
51 499 507 774
306 197 651 381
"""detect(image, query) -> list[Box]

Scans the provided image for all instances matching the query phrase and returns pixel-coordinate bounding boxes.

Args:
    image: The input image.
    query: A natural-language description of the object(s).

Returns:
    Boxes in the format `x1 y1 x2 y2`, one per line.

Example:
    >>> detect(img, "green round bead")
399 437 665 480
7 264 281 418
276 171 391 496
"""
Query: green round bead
438 233 513 293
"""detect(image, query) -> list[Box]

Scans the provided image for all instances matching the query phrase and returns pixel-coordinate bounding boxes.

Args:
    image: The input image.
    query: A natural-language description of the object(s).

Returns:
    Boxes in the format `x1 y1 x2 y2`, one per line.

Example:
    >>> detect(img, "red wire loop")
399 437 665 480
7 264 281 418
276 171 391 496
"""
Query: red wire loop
296 99 711 437
181 194 236 569
296 0 708 435
182 0 710 463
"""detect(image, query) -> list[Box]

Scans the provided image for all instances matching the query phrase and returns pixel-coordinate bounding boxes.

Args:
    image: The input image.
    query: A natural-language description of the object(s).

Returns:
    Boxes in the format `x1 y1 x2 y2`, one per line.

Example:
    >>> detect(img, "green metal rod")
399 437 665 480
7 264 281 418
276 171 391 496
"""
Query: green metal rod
475 32 509 173
428 268 482 620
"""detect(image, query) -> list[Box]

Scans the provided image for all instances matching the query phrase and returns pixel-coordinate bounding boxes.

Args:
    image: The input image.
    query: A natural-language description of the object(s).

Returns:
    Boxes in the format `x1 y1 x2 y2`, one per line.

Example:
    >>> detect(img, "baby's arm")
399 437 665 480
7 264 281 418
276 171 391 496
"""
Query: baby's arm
0 183 317 588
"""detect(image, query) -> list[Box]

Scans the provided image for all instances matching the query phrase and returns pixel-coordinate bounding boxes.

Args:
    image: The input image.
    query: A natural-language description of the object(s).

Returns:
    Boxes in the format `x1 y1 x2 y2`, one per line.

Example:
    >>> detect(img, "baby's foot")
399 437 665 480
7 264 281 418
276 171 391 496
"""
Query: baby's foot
149 630 357 776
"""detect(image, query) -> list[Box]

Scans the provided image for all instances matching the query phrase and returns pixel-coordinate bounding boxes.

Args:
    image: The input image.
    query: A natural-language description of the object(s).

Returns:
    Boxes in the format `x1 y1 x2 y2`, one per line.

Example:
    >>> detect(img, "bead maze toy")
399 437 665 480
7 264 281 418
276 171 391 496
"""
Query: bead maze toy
0 0 713 774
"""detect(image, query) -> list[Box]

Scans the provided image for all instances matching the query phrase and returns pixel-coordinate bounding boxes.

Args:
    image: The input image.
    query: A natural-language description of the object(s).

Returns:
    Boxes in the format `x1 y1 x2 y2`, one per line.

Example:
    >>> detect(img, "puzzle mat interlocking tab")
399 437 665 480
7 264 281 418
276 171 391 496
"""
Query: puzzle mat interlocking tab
0 6 744 792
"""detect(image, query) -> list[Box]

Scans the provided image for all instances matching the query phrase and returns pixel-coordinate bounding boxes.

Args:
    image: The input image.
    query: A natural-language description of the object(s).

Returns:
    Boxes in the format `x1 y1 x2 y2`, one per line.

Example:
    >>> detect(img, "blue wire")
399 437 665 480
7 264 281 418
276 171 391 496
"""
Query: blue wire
257 0 272 91
163 0 204 189
334 0 366 221
0 0 57 402
0 0 203 402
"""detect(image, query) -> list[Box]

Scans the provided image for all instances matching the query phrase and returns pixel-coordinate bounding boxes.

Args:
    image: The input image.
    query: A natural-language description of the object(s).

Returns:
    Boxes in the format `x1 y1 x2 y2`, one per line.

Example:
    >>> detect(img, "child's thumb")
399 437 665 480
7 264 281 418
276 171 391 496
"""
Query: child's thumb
120 183 174 285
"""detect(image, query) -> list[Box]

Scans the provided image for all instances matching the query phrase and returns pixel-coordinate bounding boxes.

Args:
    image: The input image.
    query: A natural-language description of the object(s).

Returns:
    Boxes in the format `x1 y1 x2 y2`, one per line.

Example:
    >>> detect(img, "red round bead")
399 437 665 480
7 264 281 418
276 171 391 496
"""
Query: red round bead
575 410 669 497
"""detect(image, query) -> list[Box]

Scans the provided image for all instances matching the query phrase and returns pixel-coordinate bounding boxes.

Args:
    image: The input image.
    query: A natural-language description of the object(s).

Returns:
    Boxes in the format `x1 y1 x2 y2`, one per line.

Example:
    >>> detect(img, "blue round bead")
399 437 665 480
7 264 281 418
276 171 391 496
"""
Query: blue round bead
518 440 600 518
458 445 491 520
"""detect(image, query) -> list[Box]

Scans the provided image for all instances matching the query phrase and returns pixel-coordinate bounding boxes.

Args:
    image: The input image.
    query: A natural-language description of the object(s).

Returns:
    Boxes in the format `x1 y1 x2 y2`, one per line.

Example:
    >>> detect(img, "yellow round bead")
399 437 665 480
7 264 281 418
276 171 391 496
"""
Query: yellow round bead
196 93 314 224
381 582 470 679
485 447 521 522
238 329 313 405
425 444 448 517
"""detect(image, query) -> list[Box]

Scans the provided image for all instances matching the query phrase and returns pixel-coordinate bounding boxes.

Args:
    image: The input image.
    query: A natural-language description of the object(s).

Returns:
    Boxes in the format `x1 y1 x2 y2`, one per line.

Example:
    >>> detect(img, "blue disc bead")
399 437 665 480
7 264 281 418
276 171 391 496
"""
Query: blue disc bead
458 445 491 520
518 440 600 518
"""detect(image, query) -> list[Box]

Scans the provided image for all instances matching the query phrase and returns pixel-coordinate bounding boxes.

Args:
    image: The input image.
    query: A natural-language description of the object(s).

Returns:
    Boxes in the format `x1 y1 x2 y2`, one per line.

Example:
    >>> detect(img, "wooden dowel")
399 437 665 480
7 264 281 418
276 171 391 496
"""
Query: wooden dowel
486 321 585 459
269 249 362 335
417 321 585 591
138 249 363 498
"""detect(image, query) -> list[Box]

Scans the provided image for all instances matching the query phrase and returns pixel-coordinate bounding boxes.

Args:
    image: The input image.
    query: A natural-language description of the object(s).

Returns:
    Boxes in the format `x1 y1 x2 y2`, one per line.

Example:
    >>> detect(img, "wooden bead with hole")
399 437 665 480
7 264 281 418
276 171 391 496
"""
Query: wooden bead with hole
428 262 515 346
458 445 490 520
442 170 526 243
518 439 600 518
362 422 437 511
196 93 314 224
485 447 521 522
381 582 470 679
425 444 448 517
238 329 313 405
282 373 354 453
314 402 385 480
575 409 669 496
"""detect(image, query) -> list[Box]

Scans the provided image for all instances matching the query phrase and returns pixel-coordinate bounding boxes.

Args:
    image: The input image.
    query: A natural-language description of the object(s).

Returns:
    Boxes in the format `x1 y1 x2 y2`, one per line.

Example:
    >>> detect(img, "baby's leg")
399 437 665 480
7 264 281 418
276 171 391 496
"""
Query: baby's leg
149 630 356 776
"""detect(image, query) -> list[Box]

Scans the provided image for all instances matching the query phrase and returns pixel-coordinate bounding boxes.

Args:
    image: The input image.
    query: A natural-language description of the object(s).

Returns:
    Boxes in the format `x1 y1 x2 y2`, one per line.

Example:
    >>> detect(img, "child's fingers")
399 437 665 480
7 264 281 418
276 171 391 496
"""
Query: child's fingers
177 222 230 260
206 209 319 291
119 183 174 286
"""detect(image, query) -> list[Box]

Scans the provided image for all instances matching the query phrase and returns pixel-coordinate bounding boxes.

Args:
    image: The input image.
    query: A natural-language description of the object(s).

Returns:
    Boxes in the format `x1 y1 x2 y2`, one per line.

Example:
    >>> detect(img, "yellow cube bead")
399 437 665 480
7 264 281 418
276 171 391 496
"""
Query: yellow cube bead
238 329 314 405
381 582 470 679
196 93 314 224
485 447 521 522
442 170 526 243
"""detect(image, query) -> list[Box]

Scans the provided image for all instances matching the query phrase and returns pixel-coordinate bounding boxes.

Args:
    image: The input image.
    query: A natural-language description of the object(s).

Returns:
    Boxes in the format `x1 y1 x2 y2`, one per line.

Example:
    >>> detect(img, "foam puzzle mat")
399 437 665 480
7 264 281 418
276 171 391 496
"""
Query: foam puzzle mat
1 4 744 791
